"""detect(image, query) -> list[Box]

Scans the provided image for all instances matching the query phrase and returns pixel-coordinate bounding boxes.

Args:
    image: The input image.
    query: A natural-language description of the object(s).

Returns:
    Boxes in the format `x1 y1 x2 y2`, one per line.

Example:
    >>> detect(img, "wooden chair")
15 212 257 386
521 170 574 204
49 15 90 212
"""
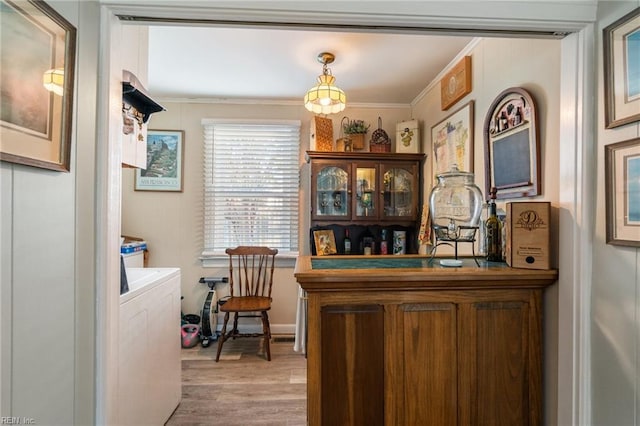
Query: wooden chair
215 246 278 362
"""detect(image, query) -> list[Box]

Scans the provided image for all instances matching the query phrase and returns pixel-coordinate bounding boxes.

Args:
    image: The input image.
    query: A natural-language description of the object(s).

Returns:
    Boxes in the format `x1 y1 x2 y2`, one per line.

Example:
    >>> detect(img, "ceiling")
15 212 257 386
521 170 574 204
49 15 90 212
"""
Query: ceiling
146 25 475 105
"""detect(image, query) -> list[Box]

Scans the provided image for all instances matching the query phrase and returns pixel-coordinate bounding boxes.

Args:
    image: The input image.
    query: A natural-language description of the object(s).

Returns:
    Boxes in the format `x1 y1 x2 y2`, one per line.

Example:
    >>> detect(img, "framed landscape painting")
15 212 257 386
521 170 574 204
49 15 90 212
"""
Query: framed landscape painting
603 7 640 128
606 137 640 246
0 0 76 171
135 130 184 192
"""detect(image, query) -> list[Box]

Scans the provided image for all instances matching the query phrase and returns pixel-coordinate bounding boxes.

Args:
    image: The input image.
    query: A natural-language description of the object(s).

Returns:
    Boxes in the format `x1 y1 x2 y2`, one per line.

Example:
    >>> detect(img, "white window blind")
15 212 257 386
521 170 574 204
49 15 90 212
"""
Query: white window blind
203 120 300 256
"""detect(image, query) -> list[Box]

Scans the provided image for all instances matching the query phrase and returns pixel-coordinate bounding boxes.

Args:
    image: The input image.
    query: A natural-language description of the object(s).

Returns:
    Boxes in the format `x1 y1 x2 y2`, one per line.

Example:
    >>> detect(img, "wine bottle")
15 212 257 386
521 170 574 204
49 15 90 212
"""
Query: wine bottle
485 187 502 262
344 229 352 255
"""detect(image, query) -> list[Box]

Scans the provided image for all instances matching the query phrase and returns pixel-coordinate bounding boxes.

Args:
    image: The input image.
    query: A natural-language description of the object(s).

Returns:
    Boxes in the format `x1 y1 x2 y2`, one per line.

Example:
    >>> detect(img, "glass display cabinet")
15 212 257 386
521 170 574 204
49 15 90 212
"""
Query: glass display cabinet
308 151 425 225
314 164 349 220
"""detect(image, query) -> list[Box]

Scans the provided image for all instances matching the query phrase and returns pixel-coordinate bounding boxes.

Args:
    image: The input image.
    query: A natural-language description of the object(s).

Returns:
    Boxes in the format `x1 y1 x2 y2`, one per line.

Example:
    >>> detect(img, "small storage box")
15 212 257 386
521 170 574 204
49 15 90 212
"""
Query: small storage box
505 202 550 269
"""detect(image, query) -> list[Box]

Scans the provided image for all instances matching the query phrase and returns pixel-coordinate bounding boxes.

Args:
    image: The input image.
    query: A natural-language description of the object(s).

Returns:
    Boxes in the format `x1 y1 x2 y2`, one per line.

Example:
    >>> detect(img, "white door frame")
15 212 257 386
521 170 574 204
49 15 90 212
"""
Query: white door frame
96 5 594 425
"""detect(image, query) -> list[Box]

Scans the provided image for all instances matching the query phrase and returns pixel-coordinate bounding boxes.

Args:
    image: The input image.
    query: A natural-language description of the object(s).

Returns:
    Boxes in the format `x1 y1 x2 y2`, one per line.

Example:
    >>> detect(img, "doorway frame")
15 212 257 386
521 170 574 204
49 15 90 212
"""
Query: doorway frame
96 5 594 425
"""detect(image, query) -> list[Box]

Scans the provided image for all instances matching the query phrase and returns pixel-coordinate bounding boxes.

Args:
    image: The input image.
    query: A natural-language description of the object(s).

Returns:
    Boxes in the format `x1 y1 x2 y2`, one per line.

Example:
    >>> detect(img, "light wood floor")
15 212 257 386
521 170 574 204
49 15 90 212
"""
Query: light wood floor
165 337 307 425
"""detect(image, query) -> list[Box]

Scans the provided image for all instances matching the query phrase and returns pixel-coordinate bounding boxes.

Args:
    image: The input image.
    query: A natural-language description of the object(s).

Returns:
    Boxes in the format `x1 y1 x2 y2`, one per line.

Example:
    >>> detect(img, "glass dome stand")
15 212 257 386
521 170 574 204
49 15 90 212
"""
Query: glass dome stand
429 225 480 266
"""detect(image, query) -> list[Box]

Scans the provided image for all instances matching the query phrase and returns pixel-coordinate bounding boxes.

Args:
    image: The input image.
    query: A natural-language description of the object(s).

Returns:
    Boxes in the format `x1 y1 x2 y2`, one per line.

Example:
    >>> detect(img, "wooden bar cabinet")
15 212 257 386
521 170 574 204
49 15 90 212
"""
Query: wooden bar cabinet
294 256 557 426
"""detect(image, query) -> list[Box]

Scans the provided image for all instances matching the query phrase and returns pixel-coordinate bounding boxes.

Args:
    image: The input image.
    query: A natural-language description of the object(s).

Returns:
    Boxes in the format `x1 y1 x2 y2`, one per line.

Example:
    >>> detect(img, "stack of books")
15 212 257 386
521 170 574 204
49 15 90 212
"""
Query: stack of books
121 241 147 254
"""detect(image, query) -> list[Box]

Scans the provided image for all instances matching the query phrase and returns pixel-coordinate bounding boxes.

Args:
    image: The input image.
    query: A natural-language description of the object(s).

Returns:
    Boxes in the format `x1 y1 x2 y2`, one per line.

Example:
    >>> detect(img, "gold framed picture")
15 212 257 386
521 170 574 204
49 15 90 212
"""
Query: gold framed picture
313 229 337 256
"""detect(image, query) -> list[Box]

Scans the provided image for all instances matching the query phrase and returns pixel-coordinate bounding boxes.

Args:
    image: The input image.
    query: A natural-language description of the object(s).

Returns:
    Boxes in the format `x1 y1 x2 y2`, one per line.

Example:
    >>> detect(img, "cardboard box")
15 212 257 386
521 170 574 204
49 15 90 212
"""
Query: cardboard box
505 202 550 269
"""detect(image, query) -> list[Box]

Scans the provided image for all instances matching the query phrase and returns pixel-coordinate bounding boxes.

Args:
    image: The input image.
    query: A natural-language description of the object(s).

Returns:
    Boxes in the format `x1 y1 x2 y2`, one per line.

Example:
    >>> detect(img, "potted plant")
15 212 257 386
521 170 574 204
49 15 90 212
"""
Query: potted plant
342 119 370 150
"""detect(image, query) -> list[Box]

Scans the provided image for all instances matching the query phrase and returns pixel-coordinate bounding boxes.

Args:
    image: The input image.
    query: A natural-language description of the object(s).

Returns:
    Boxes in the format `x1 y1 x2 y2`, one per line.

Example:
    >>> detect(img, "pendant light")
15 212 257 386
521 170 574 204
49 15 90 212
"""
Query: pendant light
303 52 346 114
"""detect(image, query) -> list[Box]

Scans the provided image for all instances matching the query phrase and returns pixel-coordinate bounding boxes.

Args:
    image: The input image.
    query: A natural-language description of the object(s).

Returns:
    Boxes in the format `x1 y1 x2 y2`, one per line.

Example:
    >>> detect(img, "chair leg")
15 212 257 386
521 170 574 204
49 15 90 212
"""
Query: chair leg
215 312 230 362
232 312 239 339
261 311 271 361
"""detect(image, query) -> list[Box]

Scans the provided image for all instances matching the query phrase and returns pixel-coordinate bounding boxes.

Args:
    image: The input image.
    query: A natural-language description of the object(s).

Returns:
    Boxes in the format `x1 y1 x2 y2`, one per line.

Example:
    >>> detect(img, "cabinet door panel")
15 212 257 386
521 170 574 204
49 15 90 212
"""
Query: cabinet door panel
400 303 457 425
381 164 418 220
311 162 350 221
321 304 384 426
472 301 530 426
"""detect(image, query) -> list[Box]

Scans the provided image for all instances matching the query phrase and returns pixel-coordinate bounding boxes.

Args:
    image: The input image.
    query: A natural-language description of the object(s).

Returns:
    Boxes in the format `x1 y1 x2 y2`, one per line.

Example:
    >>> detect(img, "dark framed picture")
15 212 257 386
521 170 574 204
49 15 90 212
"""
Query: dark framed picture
603 7 640 129
431 100 474 177
483 87 540 200
605 137 640 246
0 0 76 171
135 130 185 192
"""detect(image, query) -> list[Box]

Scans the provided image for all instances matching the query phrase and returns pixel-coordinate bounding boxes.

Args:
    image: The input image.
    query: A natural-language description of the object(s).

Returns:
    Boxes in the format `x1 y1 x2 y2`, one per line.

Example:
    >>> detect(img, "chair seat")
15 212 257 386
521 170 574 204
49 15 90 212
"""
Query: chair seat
220 296 271 312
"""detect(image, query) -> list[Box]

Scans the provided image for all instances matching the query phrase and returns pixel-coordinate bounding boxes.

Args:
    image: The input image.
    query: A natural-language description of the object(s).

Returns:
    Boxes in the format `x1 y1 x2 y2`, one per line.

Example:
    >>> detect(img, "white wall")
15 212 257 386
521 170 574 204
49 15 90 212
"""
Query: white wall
592 2 640 424
0 1 99 424
121 102 411 329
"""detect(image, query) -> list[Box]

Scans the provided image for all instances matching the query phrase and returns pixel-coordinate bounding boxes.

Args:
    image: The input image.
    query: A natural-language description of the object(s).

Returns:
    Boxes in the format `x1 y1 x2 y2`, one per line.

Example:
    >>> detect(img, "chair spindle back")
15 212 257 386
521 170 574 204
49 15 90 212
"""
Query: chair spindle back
225 246 278 298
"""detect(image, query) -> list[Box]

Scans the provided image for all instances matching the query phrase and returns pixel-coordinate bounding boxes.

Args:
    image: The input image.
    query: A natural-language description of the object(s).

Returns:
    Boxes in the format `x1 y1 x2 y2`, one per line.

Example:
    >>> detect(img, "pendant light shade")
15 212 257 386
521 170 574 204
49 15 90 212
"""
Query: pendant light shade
43 68 64 96
304 52 346 114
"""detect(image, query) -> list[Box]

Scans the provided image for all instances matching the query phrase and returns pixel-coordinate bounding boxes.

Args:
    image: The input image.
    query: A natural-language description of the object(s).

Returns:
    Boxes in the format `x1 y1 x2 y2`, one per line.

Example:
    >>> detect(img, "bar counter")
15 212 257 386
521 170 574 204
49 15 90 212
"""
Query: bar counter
294 255 558 426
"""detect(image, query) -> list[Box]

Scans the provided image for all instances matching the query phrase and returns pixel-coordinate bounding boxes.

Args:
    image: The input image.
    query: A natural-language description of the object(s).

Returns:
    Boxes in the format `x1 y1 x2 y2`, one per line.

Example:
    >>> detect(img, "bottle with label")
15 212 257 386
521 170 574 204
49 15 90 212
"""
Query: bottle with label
513 106 523 126
499 111 509 132
380 229 388 255
485 187 502 262
344 229 351 255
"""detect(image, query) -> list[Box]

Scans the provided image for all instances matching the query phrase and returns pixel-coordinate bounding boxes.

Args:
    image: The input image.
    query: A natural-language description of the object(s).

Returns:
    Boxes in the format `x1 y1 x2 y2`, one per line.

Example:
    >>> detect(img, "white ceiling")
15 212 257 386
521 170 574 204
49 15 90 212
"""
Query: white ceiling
146 25 475 105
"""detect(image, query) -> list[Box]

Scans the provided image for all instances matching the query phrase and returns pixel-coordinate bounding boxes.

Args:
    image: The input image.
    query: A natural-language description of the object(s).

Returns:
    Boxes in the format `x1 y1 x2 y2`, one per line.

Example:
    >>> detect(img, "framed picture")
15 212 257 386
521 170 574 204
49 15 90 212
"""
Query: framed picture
313 229 337 256
396 119 420 153
603 7 640 129
431 100 474 177
0 0 76 172
483 87 540 200
605 137 640 246
135 130 184 192
440 56 472 110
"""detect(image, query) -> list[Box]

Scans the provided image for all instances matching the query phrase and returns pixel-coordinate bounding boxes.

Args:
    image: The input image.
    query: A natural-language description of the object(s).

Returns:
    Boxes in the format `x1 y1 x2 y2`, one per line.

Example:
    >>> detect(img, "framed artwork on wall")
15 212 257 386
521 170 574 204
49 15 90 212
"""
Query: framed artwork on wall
0 0 76 172
135 130 185 192
603 7 640 129
440 56 472 111
605 137 640 247
483 87 540 201
431 100 474 177
395 119 420 153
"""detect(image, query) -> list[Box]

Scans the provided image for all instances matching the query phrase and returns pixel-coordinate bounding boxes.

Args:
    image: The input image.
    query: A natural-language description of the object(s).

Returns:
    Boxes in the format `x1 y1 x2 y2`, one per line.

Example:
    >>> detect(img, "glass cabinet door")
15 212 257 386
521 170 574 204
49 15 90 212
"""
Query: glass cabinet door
382 166 416 219
313 164 349 219
355 166 377 218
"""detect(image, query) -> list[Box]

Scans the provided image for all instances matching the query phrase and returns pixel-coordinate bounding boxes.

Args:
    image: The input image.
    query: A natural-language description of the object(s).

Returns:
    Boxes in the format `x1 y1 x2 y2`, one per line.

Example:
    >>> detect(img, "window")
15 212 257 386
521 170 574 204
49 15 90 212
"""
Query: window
202 119 300 257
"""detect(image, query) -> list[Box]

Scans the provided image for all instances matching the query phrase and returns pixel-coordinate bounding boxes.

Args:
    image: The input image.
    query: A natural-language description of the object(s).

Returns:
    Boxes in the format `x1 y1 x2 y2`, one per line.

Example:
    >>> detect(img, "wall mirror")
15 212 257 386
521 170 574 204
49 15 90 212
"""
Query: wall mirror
483 87 540 200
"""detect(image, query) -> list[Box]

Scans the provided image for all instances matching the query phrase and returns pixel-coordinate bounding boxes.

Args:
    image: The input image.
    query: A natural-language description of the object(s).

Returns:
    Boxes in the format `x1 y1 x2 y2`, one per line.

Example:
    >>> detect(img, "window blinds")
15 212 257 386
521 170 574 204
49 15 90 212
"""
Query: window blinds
203 120 300 255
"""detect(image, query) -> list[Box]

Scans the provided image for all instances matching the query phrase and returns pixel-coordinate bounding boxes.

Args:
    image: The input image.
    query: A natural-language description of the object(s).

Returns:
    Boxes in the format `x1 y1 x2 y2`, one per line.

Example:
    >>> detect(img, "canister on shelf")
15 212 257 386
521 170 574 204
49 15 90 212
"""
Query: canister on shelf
393 231 406 255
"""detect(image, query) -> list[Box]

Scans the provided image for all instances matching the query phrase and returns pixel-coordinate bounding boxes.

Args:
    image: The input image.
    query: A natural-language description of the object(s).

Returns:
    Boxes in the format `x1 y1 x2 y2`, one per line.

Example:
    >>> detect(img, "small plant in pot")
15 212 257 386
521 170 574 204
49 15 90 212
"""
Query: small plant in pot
342 119 370 150
343 119 370 135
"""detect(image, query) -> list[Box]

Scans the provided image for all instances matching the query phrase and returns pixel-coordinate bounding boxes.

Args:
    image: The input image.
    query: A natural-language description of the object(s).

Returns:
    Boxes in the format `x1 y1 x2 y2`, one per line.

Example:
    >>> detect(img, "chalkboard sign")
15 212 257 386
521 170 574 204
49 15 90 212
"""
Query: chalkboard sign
492 128 531 188
483 87 540 200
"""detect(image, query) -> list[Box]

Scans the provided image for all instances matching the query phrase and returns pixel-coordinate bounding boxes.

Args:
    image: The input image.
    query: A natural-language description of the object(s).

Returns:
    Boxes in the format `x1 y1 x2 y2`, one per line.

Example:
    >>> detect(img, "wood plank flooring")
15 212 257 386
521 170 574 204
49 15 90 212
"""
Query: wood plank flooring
166 337 307 425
